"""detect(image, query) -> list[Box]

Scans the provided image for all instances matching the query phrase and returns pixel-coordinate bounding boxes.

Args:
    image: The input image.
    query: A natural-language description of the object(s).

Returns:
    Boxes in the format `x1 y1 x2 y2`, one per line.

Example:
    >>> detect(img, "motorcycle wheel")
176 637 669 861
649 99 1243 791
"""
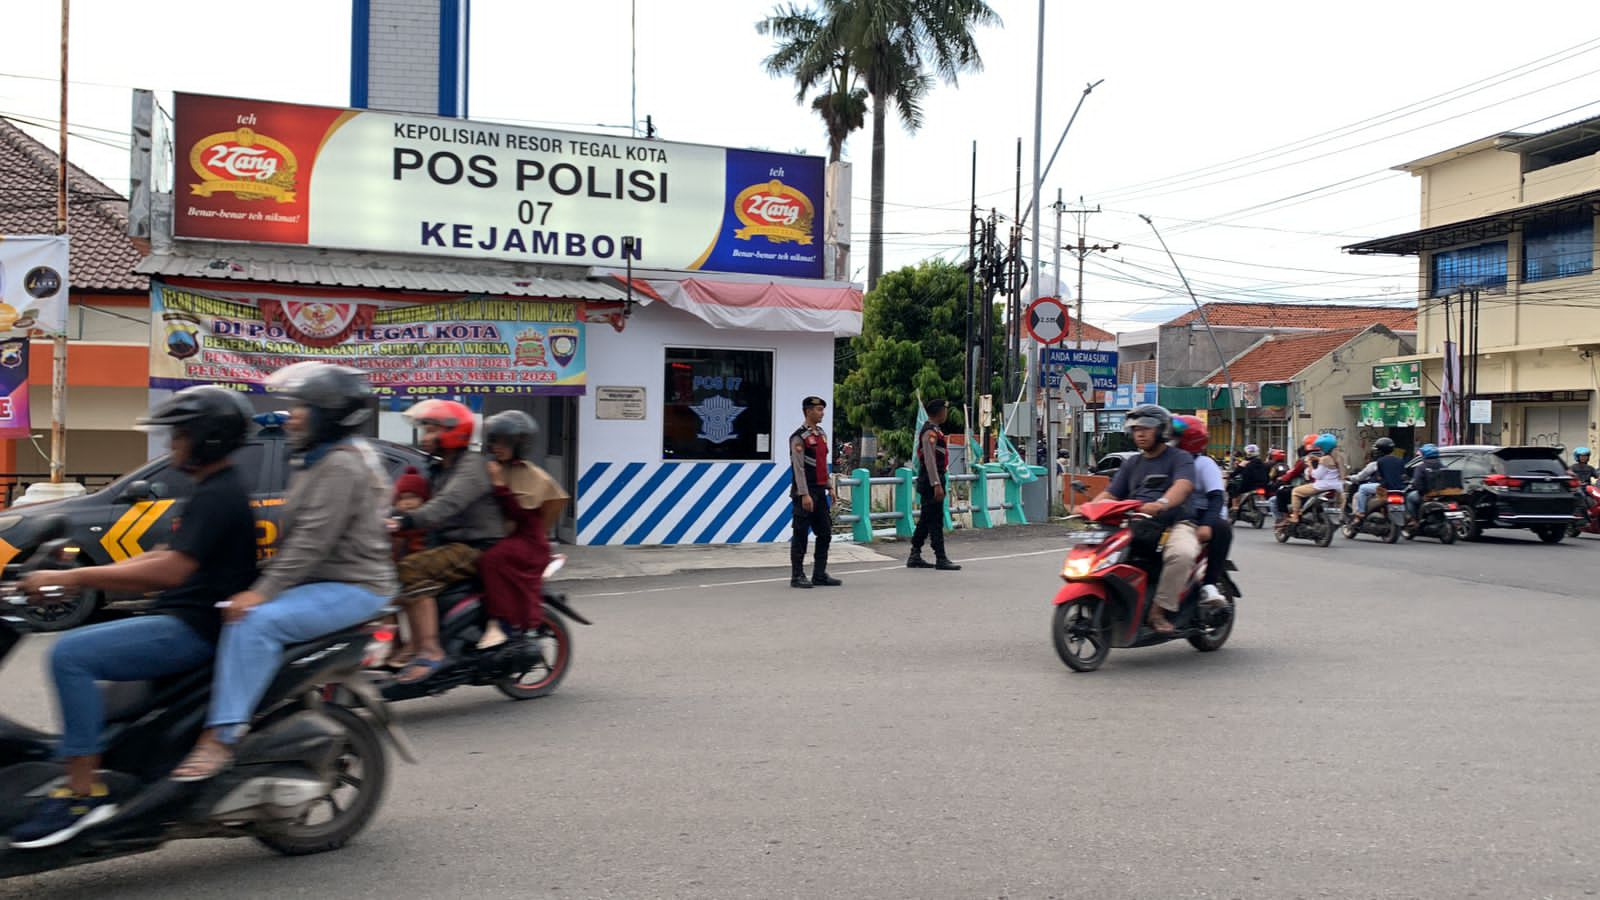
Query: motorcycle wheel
16 588 98 633
1273 521 1290 543
1315 515 1336 548
1456 517 1479 542
495 614 572 700
1052 600 1110 673
1401 522 1416 541
1438 521 1456 545
254 704 388 857
1342 519 1359 540
1567 522 1582 539
1188 581 1236 653
1252 512 1265 530
1382 520 1401 544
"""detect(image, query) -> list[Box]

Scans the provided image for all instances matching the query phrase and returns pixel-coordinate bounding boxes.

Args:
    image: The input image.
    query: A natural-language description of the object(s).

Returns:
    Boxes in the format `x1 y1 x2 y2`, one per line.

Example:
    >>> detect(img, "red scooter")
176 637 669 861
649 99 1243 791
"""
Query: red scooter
1567 484 1600 538
1051 497 1238 673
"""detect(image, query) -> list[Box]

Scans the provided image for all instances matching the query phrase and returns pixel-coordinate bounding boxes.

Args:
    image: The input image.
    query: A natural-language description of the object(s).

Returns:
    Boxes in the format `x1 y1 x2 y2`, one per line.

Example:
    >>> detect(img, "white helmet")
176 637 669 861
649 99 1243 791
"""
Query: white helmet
1244 443 1260 457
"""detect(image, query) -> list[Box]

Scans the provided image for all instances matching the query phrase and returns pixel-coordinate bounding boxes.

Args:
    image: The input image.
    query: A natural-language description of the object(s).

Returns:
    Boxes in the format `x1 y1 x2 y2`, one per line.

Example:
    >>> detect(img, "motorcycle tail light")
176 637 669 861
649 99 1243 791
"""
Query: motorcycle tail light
1386 493 1405 505
1447 502 1459 510
361 626 395 668
1254 488 1266 495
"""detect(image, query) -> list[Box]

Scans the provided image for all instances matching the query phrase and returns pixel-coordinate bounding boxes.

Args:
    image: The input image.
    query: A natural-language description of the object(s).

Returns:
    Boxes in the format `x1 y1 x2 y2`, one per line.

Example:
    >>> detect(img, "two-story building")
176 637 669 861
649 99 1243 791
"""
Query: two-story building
1347 115 1600 455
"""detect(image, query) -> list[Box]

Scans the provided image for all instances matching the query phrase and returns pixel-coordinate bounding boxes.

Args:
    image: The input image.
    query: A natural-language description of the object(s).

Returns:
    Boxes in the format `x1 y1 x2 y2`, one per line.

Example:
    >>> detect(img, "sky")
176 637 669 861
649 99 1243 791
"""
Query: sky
4 0 1600 333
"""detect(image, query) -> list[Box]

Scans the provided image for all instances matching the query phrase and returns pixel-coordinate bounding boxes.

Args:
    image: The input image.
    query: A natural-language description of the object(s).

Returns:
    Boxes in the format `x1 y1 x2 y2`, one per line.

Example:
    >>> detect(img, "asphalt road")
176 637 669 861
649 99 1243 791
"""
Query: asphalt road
3 523 1599 899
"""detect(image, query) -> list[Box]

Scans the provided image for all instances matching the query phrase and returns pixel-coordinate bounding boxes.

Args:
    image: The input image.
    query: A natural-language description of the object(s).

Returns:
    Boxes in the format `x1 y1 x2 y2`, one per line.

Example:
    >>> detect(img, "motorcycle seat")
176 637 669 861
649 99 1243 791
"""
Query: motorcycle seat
101 667 211 725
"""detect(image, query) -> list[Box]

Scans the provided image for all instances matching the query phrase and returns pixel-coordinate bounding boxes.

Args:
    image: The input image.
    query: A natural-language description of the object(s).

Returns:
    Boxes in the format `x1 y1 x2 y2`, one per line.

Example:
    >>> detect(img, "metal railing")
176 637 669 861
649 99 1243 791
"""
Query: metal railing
832 463 1043 543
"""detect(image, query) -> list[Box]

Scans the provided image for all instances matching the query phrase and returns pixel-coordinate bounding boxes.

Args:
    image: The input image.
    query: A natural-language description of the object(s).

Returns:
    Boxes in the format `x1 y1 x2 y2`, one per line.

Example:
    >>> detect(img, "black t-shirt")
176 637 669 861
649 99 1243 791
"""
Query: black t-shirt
157 465 259 643
1375 455 1408 491
1107 446 1196 522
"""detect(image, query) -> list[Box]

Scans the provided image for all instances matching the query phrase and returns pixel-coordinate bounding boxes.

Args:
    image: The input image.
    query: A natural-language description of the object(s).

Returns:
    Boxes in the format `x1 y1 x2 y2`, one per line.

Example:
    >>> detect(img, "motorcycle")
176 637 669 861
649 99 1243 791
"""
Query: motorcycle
1342 483 1406 544
1566 484 1600 538
0 520 411 878
1233 487 1271 529
1275 489 1342 547
1050 495 1238 673
380 555 590 703
1400 491 1463 544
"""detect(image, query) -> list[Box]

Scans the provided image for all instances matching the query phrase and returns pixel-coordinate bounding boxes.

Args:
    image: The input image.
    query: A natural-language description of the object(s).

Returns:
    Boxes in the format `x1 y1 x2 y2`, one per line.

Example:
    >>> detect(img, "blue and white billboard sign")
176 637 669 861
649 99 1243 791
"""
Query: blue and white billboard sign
1042 348 1117 389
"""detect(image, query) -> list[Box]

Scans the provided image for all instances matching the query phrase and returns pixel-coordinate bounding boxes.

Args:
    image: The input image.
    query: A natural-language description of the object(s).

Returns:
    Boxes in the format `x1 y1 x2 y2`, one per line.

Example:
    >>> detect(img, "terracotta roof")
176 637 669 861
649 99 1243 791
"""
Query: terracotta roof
0 117 146 292
1204 327 1368 385
1165 302 1415 331
1066 320 1116 343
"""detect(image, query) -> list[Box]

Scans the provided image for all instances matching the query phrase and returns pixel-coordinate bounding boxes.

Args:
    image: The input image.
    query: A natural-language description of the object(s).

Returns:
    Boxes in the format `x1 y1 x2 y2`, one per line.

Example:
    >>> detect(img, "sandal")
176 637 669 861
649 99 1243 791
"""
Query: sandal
395 655 447 685
171 740 235 783
1148 609 1177 635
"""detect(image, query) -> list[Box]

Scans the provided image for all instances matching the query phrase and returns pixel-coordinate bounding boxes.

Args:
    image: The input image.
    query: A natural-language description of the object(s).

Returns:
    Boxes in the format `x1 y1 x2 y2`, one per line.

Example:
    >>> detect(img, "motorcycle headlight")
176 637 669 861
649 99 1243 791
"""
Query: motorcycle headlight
0 515 21 533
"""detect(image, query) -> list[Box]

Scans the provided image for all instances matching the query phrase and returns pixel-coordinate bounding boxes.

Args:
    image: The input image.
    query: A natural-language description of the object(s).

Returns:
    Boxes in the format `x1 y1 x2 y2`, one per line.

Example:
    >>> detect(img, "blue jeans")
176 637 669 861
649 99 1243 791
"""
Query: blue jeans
51 616 214 757
208 582 388 737
1405 490 1422 519
1352 483 1377 517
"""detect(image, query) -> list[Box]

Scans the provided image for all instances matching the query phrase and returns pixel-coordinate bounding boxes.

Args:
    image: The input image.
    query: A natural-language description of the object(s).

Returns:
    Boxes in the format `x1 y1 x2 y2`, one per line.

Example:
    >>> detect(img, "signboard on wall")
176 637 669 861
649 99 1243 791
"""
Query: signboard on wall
1371 362 1421 397
1043 348 1118 389
173 93 825 279
595 386 646 420
150 280 586 396
1358 398 1426 427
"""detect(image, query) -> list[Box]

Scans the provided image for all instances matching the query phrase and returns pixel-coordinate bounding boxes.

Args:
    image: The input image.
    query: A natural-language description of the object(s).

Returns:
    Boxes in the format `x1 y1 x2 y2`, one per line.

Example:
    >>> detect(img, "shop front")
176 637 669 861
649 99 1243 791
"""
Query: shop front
135 92 858 545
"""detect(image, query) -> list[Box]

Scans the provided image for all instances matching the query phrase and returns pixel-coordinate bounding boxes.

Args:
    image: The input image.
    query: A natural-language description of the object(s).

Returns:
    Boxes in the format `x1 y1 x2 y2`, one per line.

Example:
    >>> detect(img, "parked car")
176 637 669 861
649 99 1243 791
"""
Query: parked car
1092 451 1139 477
0 415 429 631
1407 445 1584 543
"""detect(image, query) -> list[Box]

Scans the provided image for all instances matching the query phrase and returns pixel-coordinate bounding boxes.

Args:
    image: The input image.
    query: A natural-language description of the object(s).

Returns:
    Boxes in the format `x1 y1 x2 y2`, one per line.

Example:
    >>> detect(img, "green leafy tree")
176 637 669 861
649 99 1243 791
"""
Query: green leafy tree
757 6 868 164
837 260 1005 463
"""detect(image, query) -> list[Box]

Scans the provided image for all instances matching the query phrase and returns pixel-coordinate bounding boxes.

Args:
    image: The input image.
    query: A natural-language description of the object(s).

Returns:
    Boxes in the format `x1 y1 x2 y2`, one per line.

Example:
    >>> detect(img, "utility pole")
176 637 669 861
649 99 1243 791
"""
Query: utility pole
1063 200 1116 349
51 0 69 486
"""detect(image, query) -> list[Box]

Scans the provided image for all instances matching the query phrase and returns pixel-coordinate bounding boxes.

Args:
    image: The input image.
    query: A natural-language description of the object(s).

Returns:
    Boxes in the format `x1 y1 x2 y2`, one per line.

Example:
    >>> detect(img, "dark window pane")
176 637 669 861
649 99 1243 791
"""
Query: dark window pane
663 348 774 461
1523 215 1594 283
1430 241 1507 297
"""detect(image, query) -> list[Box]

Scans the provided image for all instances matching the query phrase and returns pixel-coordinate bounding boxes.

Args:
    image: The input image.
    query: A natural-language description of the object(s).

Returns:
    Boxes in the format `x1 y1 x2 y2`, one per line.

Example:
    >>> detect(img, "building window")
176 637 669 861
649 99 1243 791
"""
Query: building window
663 348 774 461
1522 214 1594 283
1430 241 1506 297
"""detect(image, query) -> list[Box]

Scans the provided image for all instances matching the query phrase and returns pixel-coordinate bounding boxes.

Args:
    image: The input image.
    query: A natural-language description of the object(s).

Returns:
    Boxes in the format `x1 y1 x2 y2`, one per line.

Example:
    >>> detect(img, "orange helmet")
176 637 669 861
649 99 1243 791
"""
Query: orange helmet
404 399 475 451
1302 434 1317 450
1172 414 1208 454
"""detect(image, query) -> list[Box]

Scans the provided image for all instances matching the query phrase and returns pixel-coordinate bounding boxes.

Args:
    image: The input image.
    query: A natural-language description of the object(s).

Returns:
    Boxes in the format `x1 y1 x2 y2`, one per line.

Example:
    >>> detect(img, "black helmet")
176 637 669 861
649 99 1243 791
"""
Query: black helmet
137 386 252 470
484 410 539 461
1373 437 1395 457
1123 403 1173 442
265 361 373 451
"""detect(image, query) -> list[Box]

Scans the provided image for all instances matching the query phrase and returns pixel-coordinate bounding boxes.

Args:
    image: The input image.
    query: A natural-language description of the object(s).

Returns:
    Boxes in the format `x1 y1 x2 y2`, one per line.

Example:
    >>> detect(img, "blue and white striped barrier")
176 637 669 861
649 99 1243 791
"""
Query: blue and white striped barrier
576 461 795 546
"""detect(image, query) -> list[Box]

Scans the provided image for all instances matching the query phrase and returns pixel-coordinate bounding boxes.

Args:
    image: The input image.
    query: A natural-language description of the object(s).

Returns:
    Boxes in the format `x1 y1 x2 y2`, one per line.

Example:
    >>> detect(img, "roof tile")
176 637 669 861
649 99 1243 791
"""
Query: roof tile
0 117 146 293
1204 327 1369 384
1167 302 1414 331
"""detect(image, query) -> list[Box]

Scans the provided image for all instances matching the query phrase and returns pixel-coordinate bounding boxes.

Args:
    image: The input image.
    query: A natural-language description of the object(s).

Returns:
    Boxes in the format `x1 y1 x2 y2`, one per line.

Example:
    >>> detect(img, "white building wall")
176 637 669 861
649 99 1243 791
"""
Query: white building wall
367 0 441 114
575 302 835 546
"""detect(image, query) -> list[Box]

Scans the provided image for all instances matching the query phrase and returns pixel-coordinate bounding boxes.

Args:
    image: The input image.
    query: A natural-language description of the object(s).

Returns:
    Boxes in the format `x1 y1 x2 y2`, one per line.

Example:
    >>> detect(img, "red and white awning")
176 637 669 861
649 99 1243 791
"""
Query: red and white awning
597 270 862 336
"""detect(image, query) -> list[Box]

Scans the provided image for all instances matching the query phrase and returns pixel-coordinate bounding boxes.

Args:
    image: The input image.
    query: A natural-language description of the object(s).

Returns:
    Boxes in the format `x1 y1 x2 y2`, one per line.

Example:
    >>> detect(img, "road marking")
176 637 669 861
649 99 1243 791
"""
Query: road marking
574 546 1067 597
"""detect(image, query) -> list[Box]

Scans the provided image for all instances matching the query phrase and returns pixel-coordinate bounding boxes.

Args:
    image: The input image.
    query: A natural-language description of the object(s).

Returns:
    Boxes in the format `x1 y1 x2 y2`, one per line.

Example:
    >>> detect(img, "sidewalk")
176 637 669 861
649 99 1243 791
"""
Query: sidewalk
548 523 1058 583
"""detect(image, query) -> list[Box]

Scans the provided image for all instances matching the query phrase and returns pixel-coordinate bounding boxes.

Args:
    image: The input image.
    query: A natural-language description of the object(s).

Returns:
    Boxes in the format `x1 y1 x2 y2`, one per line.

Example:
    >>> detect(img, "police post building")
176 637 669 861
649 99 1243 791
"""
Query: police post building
135 93 861 545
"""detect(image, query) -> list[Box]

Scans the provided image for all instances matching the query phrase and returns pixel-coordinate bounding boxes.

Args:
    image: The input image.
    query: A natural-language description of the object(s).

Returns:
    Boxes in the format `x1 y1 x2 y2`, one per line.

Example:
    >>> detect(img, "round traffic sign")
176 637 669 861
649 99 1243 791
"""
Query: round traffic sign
1025 296 1070 345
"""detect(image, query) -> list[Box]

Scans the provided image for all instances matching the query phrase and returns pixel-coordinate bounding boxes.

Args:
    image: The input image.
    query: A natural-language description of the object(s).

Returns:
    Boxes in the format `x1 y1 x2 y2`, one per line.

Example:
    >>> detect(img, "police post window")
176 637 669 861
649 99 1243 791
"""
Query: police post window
663 348 774 461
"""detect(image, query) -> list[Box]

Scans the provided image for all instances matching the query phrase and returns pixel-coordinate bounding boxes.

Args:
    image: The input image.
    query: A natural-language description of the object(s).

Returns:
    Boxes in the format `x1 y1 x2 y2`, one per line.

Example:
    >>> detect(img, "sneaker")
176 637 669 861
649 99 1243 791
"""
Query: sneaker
1199 584 1228 608
8 785 117 849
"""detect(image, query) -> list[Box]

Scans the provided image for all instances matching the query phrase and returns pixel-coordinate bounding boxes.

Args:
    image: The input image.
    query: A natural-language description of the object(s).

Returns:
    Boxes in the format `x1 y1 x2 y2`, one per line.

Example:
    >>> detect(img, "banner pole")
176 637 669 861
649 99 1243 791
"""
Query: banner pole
51 0 69 485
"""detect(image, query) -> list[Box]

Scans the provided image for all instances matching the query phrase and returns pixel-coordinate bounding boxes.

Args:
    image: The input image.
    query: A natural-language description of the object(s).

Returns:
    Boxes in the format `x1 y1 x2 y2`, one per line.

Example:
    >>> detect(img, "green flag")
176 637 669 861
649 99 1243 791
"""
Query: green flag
995 430 1038 483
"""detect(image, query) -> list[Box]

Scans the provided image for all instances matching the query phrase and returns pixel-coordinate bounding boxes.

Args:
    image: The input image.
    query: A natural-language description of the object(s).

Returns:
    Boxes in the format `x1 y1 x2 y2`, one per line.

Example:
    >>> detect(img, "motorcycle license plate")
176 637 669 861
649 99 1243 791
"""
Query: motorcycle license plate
1067 529 1112 544
1445 511 1465 519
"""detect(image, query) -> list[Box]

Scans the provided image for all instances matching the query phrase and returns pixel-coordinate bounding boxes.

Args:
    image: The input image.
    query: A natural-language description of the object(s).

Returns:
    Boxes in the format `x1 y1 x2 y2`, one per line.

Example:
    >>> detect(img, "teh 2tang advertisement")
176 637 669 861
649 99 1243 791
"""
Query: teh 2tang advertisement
151 280 585 397
173 93 825 280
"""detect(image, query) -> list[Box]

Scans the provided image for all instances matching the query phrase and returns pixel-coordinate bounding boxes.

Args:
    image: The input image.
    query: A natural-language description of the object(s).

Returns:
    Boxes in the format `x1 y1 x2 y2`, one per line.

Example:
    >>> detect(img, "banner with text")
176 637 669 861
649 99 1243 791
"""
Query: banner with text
173 93 825 279
1371 362 1421 397
0 337 29 438
1358 398 1426 428
151 281 585 397
1042 348 1119 389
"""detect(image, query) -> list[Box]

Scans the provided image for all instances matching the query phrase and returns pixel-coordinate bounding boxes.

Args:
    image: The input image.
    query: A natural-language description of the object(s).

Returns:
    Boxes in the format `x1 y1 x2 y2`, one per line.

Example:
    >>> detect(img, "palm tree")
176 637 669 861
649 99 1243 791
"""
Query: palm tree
759 2 998 290
757 5 867 164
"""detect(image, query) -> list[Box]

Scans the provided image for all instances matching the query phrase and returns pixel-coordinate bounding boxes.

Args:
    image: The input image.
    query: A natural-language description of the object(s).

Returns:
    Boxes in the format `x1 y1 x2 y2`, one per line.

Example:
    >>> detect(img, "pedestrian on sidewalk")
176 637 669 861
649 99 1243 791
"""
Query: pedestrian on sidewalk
908 399 961 571
789 395 841 589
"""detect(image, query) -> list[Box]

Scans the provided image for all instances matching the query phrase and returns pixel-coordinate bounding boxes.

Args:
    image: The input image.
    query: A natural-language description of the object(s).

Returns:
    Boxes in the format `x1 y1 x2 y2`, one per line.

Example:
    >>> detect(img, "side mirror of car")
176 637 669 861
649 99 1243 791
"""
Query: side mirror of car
1141 474 1170 492
120 480 164 502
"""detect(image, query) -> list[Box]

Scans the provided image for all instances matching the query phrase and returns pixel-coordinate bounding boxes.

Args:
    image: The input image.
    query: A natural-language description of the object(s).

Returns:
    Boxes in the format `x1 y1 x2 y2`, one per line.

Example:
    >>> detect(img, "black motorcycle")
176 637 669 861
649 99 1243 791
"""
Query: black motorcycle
1342 482 1406 544
1401 493 1463 544
1233 486 1271 529
1275 489 1341 547
0 522 412 879
380 555 590 703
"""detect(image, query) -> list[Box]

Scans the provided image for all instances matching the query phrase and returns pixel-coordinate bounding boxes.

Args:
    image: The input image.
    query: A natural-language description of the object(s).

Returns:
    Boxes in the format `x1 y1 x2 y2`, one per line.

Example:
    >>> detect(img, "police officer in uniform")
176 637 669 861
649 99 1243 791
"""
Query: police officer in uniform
908 399 961 571
789 396 841 589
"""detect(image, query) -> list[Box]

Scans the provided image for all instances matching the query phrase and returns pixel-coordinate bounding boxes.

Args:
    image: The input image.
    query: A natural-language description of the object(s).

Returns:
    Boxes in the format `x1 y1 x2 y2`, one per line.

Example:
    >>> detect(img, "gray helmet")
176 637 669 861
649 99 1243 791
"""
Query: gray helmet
137 386 252 470
1123 403 1173 442
484 410 539 461
265 361 373 451
1373 437 1395 454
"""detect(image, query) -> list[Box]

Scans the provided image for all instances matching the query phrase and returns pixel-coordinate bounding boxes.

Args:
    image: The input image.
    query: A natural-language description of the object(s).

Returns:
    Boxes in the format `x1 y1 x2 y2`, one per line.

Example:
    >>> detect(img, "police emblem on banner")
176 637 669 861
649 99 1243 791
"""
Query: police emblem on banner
547 326 579 367
690 395 745 444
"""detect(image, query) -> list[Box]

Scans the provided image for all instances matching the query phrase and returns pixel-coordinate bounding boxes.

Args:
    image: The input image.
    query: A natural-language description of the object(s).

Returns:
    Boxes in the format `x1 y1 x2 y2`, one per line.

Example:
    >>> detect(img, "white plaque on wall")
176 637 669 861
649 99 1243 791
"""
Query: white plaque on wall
596 386 646 420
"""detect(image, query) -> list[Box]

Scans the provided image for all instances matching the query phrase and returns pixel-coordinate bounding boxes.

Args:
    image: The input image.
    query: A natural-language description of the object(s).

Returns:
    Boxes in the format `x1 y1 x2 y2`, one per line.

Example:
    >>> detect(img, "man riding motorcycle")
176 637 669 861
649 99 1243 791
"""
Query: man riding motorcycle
8 386 259 847
1571 447 1595 487
1227 444 1270 513
1349 437 1407 518
1089 404 1197 635
387 398 504 684
1406 443 1444 522
1171 415 1232 610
